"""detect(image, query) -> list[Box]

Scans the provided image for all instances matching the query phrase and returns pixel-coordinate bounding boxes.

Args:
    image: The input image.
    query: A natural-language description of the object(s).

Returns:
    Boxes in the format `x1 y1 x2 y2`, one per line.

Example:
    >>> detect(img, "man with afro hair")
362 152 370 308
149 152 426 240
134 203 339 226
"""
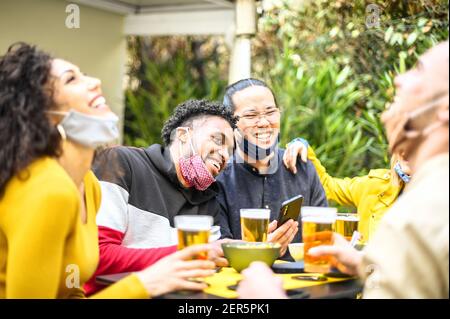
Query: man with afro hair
84 99 237 295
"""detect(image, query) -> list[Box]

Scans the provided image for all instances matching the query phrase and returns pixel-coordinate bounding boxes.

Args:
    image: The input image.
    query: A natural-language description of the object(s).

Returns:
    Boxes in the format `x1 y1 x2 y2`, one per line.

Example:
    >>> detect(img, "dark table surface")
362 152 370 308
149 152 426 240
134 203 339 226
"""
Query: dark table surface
96 271 362 299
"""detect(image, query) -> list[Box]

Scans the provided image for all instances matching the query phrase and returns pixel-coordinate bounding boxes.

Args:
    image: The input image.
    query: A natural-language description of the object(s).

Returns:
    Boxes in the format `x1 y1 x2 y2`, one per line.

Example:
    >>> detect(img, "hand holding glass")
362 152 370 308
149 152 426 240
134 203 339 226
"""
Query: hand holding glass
174 215 213 260
302 207 337 273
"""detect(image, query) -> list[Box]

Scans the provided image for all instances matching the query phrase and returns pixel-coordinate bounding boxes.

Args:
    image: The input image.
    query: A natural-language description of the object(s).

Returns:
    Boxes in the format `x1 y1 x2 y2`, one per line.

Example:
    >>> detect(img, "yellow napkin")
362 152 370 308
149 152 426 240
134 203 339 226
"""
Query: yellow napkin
204 266 350 299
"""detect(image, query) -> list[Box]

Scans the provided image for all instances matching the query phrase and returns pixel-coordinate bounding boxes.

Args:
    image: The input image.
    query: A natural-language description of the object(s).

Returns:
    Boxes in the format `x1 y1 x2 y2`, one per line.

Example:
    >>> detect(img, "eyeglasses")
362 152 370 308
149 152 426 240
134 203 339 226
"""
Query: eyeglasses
237 108 281 125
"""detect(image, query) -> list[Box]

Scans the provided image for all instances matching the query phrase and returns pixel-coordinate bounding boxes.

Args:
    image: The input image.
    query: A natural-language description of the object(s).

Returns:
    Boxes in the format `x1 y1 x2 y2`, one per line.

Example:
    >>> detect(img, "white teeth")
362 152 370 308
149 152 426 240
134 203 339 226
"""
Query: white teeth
255 133 271 139
92 96 106 108
210 159 220 170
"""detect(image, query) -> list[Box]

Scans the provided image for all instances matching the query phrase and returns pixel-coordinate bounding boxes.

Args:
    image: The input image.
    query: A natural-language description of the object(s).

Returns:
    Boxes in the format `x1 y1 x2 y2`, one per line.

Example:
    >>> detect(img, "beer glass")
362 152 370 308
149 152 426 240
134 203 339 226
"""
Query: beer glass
174 215 213 259
240 209 270 242
302 207 337 273
335 213 359 241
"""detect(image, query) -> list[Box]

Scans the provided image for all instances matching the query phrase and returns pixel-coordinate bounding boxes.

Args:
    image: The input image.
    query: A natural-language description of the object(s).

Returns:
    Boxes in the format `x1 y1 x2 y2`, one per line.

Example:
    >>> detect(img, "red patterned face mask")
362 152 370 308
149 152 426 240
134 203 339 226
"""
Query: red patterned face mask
178 128 215 191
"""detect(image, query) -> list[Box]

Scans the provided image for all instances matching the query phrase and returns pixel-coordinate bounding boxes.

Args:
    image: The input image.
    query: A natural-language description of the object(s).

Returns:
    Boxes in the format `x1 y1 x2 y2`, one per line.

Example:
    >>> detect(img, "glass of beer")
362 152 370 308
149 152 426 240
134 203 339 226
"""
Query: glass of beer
240 209 270 242
335 213 359 241
174 215 213 260
302 207 337 273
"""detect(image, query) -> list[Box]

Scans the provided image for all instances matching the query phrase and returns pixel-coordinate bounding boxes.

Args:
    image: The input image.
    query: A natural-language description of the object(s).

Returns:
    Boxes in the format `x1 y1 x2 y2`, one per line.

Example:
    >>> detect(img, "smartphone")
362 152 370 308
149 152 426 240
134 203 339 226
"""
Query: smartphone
227 280 241 291
292 275 328 282
277 194 304 227
272 261 304 273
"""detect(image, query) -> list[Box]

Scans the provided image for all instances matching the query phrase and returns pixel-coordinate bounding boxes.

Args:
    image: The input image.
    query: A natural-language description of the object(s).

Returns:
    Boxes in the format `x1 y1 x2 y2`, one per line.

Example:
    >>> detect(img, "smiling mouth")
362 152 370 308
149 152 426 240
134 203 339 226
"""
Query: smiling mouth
252 131 273 143
206 157 223 174
210 159 221 171
89 96 106 108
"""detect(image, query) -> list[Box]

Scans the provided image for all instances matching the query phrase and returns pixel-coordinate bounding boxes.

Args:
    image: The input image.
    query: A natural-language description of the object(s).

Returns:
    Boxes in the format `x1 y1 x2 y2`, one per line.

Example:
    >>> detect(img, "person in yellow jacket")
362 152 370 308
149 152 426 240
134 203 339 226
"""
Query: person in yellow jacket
282 138 411 242
0 43 217 298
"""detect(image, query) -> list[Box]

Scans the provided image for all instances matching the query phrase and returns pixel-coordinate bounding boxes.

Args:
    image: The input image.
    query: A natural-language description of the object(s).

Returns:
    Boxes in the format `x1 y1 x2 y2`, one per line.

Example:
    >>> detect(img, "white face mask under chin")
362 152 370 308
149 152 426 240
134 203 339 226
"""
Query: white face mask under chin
47 109 120 149
384 93 449 154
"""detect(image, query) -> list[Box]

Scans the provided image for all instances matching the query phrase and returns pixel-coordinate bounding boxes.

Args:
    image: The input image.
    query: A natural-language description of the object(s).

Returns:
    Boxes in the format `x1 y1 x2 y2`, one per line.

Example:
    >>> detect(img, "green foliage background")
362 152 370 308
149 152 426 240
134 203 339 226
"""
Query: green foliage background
124 0 448 178
123 37 228 147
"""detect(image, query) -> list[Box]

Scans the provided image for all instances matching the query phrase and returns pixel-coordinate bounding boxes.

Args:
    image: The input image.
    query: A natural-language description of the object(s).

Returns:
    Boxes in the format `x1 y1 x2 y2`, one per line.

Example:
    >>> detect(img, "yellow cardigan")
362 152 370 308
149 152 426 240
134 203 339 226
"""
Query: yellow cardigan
307 148 403 242
0 157 148 298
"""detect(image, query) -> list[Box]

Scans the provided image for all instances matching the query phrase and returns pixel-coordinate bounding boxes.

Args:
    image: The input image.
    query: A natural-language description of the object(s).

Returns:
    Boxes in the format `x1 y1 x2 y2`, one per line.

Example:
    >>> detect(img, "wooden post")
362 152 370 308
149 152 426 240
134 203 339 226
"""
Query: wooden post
228 0 256 84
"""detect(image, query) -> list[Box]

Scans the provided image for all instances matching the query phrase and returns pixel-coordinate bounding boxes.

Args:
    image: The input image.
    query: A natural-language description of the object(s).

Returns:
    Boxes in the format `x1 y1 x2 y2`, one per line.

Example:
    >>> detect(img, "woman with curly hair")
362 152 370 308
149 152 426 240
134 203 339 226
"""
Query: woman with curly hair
0 43 216 298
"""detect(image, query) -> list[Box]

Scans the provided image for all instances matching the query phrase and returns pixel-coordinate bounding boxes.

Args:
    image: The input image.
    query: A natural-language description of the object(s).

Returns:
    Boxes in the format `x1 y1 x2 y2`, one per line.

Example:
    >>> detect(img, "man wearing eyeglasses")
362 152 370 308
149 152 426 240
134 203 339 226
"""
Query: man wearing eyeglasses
217 78 328 257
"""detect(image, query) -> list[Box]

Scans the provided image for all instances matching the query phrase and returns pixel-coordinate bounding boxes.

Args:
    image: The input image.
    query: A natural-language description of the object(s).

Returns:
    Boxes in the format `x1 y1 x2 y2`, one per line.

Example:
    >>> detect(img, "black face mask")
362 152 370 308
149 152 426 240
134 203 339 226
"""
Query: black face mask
236 130 280 160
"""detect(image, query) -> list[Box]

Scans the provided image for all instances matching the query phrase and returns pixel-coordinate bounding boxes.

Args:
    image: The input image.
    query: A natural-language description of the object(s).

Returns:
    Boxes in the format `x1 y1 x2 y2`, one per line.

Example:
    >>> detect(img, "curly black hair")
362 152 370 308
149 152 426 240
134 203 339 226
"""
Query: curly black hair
161 99 238 146
0 42 61 197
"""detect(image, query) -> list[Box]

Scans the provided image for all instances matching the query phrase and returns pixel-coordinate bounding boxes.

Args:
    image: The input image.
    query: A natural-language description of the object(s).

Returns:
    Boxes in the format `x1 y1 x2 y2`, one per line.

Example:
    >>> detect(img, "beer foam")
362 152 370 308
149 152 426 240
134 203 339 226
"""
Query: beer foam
336 214 359 221
302 216 336 224
301 206 337 223
240 209 270 219
174 215 213 231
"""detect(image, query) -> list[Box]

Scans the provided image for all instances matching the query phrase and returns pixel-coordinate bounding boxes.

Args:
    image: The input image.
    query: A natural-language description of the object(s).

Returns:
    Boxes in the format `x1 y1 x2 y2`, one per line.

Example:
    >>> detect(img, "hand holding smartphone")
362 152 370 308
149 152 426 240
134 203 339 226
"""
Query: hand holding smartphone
277 194 303 227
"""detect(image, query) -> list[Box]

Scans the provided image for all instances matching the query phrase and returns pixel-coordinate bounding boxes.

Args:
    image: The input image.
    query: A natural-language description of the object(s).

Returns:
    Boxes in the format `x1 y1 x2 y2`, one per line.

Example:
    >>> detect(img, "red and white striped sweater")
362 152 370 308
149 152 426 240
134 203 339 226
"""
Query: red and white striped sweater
84 145 221 295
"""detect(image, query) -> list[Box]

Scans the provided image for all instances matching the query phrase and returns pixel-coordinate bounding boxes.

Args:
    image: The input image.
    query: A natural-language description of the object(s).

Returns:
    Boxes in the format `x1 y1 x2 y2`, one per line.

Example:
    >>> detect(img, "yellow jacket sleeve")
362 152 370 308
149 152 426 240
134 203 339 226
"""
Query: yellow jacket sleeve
90 274 148 299
307 147 363 208
5 186 77 298
65 275 148 300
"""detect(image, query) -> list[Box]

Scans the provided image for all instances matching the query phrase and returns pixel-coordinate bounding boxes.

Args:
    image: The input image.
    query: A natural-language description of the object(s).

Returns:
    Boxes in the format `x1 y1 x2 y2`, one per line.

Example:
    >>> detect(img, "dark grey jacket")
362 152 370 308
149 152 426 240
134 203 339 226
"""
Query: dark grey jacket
93 144 221 228
216 148 328 243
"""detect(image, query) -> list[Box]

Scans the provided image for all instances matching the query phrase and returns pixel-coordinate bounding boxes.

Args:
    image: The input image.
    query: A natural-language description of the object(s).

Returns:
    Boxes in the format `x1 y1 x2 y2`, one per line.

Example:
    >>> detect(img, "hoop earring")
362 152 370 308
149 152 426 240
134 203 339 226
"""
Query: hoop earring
56 124 67 141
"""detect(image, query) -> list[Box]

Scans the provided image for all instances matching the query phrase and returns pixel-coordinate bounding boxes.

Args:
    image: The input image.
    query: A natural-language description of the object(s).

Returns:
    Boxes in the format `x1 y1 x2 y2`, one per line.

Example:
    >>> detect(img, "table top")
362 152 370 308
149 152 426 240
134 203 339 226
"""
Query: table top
96 263 362 299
